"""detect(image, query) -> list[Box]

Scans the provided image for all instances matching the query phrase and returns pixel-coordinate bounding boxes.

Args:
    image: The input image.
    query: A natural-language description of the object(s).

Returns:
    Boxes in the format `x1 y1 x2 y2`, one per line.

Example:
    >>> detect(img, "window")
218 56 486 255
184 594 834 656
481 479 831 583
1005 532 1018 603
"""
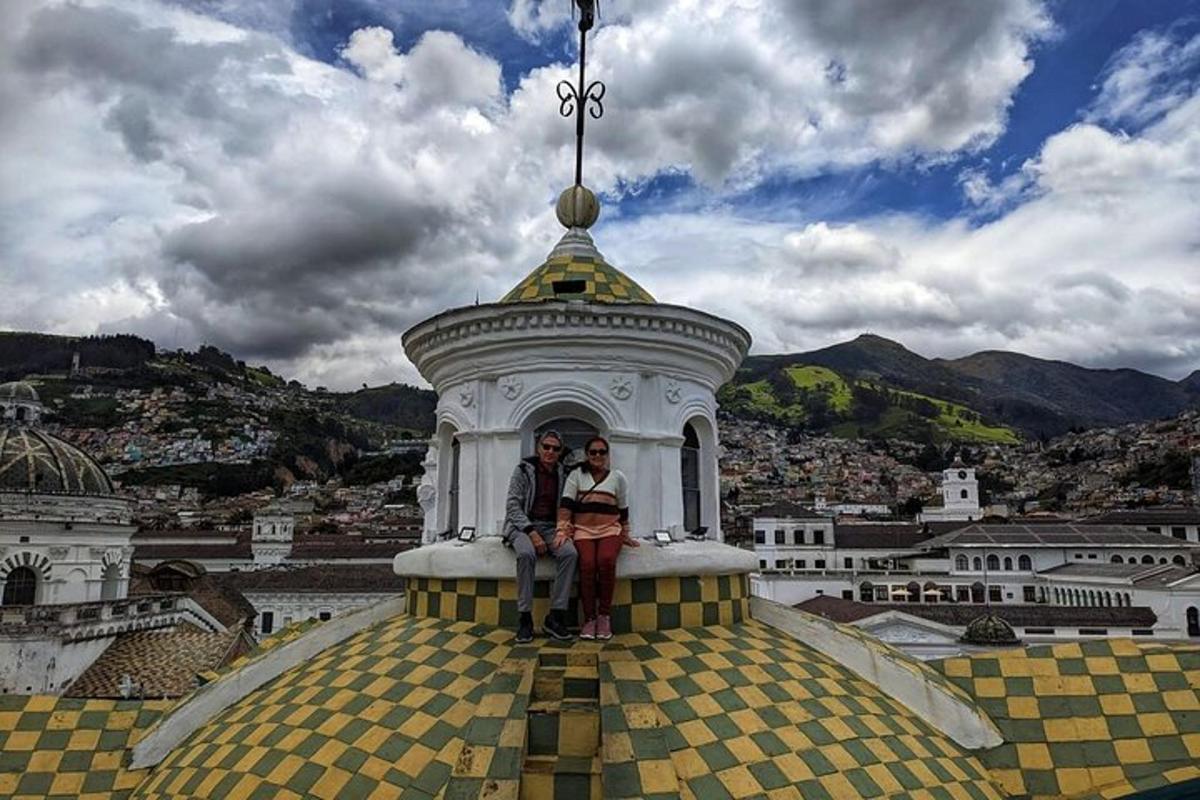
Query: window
319 611 332 621
973 557 982 571
1111 555 1123 564
1174 555 1186 566
842 590 853 600
1003 557 1013 571
260 611 274 635
775 529 786 544
843 557 853 569
875 586 889 601
796 559 806 569
754 530 765 545
2 567 37 606
988 586 1002 602
1018 555 1032 571
1172 527 1187 540
986 554 999 571
956 586 969 602
775 560 787 569
100 562 122 601
681 423 701 532
960 489 969 499
812 529 825 545
1074 553 1083 559
1147 526 1161 533
758 560 766 569
793 530 805 545
814 559 826 569
1024 627 1054 635
1087 553 1097 560
1142 555 1155 565
860 584 873 602
1078 628 1108 636
955 555 968 571
1023 587 1036 602
1132 629 1154 636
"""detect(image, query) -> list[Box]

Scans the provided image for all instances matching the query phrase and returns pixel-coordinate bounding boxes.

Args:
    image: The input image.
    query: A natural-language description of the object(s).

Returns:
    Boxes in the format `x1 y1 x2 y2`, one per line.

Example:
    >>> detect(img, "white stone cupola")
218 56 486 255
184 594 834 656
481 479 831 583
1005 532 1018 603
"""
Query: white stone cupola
251 503 295 567
403 185 751 543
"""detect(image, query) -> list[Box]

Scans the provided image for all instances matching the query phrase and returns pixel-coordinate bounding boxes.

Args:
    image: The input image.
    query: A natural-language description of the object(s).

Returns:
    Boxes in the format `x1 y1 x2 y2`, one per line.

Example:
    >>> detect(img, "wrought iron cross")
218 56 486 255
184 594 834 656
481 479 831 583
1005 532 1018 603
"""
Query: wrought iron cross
557 0 605 187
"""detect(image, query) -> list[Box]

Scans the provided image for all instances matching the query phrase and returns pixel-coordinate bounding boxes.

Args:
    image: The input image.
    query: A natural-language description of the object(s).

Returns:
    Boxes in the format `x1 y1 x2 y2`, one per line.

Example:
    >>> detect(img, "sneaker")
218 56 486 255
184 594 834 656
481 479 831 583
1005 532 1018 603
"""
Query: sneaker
595 615 613 640
515 613 534 644
579 618 597 640
543 611 573 641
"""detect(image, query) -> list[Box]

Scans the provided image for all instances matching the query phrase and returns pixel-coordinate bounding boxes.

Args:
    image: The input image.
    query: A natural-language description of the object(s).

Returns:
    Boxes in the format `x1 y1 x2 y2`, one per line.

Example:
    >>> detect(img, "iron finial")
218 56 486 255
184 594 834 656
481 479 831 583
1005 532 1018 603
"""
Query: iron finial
558 0 605 188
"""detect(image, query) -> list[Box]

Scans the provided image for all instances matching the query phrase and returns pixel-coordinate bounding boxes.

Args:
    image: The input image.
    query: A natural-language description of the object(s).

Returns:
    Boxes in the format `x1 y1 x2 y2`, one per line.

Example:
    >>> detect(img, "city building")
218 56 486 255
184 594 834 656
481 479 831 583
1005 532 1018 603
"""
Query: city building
919 460 984 522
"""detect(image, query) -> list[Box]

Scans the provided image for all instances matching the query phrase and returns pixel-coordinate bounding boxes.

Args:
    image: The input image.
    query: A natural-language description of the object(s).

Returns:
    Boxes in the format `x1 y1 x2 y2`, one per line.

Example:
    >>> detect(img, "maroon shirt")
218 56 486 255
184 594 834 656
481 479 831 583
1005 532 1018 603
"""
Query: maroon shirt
529 463 559 522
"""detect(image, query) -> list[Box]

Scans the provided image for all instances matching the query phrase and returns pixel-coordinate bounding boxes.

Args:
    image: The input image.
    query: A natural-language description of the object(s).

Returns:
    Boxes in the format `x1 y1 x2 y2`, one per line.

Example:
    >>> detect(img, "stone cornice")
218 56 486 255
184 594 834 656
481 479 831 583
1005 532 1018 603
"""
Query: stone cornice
403 301 751 390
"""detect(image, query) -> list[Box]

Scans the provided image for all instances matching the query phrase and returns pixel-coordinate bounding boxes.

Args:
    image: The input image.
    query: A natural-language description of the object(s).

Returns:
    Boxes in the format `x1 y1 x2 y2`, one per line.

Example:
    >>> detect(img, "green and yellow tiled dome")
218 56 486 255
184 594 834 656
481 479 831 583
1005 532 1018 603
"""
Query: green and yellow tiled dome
501 186 655 305
500 250 656 305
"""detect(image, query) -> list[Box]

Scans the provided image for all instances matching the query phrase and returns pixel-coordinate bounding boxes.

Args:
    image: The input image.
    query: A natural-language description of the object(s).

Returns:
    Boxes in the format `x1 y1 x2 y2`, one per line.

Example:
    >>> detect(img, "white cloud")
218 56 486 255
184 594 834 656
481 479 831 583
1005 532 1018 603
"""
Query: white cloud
2 0 1195 391
1090 27 1200 128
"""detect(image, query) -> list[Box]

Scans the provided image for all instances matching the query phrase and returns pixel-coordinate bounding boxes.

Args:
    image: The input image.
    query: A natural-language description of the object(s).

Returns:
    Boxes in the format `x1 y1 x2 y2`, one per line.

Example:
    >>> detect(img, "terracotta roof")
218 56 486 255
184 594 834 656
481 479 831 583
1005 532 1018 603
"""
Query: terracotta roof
133 542 252 560
65 624 248 698
220 564 405 593
752 501 828 519
792 594 882 623
834 523 931 549
287 536 413 560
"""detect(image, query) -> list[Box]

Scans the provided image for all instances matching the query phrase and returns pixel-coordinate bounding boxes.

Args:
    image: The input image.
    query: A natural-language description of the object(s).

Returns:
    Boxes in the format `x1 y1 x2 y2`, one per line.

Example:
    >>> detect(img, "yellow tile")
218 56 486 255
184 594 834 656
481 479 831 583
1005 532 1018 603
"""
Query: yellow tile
1163 690 1200 711
974 677 1006 698
625 704 659 729
1184 732 1200 758
1007 696 1040 719
49 772 86 795
106 710 138 730
24 696 57 713
226 772 263 800
942 659 972 678
46 710 81 730
676 720 717 747
395 742 437 777
1044 718 1078 742
266 754 307 785
818 773 863 799
685 695 723 719
1015 743 1053 770
716 764 761 796
1113 739 1153 764
1075 716 1112 740
311 739 348 768
1100 694 1136 715
1139 712 1177 736
1085 657 1120 675
1123 673 1157 693
631 603 656 631
309 766 352 800
863 764 904 795
27 751 62 772
819 717 855 741
0 775 17 796
1056 767 1095 796
670 748 709 780
3 731 40 751
639 759 677 793
1146 653 1180 672
67 729 101 750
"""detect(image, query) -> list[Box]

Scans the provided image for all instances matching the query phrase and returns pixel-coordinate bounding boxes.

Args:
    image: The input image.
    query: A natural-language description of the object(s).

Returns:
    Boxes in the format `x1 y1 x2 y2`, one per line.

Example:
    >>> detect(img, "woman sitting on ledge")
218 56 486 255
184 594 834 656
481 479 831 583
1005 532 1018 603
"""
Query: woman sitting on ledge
556 435 639 640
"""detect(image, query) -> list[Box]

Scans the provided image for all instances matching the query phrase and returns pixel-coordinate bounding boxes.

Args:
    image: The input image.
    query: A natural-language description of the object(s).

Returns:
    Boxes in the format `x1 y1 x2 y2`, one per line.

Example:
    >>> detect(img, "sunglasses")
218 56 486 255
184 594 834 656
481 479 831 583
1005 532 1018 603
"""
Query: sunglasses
587 448 608 456
540 443 562 452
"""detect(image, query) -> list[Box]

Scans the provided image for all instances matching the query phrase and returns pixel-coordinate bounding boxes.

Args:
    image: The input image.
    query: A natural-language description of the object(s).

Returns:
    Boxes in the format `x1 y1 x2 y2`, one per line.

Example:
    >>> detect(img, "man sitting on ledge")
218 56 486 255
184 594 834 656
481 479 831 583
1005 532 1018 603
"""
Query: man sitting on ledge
504 430 577 643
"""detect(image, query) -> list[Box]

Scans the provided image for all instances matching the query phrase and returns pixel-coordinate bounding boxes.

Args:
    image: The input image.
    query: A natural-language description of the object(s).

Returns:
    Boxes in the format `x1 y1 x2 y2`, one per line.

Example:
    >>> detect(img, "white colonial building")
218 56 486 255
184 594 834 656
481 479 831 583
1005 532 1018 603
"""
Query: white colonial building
404 187 750 543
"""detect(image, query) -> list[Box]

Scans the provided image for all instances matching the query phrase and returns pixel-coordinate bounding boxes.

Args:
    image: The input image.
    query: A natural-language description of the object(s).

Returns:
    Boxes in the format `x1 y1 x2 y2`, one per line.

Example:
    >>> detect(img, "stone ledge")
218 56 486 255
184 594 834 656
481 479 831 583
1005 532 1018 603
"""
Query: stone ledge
393 537 757 581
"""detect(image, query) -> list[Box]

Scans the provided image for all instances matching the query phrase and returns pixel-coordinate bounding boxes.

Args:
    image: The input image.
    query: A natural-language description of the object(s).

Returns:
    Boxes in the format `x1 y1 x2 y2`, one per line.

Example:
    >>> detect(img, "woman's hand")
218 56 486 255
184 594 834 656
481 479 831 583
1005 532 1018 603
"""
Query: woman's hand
553 530 570 549
621 533 640 548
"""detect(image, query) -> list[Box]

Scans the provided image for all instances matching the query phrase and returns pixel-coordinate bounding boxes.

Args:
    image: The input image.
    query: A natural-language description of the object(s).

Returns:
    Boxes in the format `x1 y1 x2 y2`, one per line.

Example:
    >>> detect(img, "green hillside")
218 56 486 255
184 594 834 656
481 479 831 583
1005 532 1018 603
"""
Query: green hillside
719 362 1020 445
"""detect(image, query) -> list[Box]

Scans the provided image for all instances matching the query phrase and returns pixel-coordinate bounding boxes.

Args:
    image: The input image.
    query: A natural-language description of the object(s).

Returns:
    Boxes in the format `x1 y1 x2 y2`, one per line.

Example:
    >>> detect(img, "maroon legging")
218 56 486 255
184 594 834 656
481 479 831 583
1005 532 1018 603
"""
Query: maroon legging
575 536 623 619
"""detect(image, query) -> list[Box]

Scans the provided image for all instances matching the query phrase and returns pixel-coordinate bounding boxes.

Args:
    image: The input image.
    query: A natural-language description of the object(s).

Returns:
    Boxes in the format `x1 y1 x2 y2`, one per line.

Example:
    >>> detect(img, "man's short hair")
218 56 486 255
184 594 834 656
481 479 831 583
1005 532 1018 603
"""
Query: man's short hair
537 429 564 447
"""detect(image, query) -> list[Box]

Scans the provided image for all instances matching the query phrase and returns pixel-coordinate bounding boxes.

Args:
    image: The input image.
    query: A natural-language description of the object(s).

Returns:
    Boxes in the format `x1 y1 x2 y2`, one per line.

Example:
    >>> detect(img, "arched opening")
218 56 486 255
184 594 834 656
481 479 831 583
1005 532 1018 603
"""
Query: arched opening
955 555 968 571
859 582 873 602
2 566 37 606
448 436 461 535
1003 557 1013 571
1125 593 1132 606
960 489 969 499
100 562 122 601
1018 555 1032 571
1189 607 1200 637
1174 555 1186 566
1142 555 1155 565
535 417 600 461
681 422 701 533
970 582 985 603
906 581 920 603
972 557 982 571
986 554 999 571
1112 555 1123 564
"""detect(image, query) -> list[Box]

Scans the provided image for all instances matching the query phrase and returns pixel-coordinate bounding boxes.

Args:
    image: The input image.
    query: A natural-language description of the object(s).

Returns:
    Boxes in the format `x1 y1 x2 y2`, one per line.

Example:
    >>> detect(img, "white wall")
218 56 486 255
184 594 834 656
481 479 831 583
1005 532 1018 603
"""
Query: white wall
0 635 113 694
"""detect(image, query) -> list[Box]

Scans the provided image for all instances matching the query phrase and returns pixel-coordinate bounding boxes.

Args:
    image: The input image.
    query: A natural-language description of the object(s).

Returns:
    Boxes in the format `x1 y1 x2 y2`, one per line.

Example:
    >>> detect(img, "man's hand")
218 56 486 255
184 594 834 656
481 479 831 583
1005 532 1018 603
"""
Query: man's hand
528 531 548 556
553 530 570 549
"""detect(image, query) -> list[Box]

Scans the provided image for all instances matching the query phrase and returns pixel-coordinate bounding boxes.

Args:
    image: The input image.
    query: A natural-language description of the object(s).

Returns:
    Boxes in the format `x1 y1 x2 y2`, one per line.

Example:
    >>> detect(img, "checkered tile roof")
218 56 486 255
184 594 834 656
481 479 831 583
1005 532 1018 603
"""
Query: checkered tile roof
931 639 1200 798
500 252 655 304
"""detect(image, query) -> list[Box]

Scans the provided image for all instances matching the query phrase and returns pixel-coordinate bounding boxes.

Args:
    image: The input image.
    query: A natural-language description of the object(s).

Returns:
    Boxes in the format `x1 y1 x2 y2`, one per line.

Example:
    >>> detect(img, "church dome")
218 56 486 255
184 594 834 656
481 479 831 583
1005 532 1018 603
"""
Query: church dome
501 186 655 305
0 426 114 495
0 381 39 403
960 612 1020 646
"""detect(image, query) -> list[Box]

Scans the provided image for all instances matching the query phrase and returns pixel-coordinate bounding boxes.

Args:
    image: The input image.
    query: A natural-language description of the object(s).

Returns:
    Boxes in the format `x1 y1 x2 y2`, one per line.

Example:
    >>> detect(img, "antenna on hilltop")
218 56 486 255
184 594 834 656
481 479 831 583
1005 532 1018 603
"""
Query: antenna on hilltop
558 0 605 188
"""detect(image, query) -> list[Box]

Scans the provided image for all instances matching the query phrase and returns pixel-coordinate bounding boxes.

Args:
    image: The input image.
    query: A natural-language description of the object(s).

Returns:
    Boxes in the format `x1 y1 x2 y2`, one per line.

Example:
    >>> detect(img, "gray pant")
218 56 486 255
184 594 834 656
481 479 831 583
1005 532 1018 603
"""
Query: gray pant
513 521 578 613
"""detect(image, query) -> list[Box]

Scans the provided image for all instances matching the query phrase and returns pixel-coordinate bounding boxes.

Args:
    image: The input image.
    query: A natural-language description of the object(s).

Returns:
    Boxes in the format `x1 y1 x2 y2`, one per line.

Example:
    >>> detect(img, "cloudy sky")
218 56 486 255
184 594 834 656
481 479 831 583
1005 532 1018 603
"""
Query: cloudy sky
2 0 1198 389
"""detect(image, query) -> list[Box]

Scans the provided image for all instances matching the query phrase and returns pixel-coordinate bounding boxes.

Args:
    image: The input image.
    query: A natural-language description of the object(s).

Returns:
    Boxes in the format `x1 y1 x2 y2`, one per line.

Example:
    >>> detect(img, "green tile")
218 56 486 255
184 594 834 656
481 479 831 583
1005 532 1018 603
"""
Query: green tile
685 774 733 800
797 747 836 776
604 760 641 797
748 760 789 790
695 741 738 772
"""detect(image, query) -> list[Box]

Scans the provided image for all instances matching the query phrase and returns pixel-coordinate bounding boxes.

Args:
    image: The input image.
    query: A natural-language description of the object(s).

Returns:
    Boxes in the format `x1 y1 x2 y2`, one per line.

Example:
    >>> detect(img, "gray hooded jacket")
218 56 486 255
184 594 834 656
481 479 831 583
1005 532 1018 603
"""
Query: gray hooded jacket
503 456 568 545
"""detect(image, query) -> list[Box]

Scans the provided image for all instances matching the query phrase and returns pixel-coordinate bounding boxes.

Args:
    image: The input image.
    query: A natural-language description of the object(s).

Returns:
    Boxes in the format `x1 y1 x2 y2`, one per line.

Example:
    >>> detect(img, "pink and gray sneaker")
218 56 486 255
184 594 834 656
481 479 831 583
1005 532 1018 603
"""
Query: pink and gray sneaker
580 618 597 640
595 615 613 640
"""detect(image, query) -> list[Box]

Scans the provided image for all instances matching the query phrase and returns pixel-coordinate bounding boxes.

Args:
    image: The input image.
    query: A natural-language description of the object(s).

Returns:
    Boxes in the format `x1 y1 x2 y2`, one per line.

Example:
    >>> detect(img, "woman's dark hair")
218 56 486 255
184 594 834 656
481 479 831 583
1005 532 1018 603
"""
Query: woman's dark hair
583 436 610 475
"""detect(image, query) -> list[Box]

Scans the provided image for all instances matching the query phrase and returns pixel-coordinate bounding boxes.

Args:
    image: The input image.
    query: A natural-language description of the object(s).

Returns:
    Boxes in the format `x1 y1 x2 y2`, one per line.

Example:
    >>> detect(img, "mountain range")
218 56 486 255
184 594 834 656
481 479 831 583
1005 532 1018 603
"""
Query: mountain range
728 334 1200 440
